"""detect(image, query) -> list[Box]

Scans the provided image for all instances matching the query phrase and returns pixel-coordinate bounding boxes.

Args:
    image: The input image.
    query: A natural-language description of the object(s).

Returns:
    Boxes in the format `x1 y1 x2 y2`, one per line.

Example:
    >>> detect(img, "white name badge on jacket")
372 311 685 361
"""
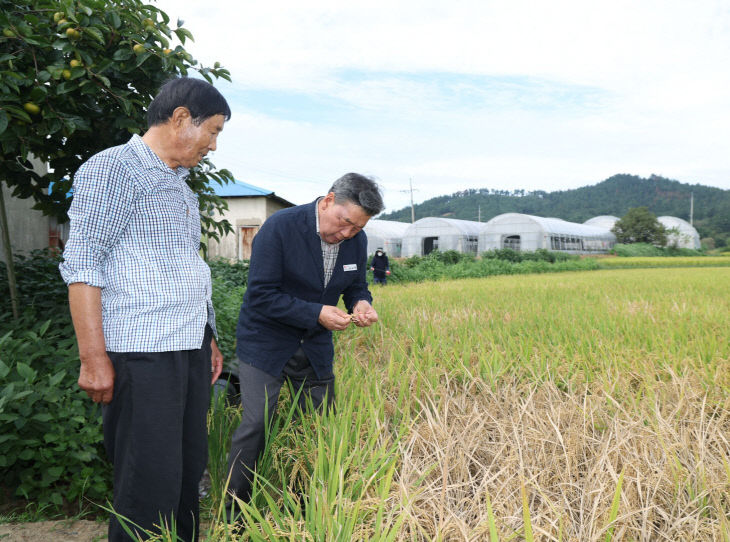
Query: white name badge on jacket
343 264 357 272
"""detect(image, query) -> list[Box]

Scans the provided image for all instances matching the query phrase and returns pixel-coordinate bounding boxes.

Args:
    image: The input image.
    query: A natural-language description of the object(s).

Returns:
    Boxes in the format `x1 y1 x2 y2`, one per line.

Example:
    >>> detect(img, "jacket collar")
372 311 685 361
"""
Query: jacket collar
301 200 325 285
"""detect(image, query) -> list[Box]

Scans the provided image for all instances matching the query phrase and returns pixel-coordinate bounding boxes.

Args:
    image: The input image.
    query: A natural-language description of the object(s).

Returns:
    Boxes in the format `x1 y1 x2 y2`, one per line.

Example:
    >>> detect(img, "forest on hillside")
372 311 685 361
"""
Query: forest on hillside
379 174 730 247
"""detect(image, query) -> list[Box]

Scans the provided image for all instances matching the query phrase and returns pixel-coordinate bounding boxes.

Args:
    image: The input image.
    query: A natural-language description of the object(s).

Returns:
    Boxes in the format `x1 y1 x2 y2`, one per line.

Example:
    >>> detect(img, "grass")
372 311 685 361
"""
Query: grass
116 268 730 540
598 256 730 269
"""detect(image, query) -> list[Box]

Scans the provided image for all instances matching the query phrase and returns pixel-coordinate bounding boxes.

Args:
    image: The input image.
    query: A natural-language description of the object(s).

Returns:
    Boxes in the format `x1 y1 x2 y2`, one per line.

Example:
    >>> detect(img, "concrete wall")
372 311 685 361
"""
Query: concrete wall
0 159 51 265
206 197 290 261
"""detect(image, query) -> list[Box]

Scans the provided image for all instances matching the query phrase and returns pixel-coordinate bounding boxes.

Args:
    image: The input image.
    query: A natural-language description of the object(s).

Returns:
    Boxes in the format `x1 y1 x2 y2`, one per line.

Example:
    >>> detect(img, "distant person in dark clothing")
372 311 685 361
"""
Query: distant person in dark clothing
370 247 390 285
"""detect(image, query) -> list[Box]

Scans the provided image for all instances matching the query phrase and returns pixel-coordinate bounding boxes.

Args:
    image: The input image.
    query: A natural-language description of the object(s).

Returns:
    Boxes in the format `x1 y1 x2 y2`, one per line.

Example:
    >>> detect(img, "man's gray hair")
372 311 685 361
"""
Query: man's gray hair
328 173 385 216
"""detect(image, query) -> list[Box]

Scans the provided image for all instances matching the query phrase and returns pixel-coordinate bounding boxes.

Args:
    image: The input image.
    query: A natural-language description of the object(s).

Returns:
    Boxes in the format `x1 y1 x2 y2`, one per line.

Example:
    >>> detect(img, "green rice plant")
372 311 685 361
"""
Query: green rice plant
520 479 534 542
598 256 730 268
205 394 242 511
604 469 624 542
484 490 499 542
202 267 730 540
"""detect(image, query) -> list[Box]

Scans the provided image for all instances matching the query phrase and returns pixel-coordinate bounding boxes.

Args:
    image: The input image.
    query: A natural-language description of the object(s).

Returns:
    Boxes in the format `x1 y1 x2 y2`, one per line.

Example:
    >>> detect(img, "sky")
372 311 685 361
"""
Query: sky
154 0 730 214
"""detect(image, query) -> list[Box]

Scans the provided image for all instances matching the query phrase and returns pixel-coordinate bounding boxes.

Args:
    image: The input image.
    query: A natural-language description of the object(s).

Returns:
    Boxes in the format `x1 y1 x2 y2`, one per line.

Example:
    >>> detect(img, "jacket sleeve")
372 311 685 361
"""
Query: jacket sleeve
342 234 373 311
243 217 323 330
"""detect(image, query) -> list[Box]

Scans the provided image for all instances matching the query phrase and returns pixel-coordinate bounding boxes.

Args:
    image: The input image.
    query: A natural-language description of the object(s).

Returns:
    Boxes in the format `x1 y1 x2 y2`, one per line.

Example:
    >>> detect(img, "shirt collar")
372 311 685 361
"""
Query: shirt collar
128 134 189 179
315 197 322 234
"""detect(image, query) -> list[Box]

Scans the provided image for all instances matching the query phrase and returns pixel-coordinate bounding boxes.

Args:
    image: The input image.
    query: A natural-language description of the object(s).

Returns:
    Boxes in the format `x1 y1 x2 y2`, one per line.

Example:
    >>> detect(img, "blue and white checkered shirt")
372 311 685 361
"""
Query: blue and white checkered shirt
59 134 216 352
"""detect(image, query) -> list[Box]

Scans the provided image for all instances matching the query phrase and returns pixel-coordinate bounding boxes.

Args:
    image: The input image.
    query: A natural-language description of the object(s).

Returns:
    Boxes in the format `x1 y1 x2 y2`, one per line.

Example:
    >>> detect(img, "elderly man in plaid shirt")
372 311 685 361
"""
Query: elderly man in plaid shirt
60 77 230 542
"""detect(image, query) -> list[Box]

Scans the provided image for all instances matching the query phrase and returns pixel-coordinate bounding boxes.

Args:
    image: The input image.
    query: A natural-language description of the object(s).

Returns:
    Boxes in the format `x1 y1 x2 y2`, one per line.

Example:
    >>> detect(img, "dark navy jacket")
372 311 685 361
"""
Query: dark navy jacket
235 200 372 378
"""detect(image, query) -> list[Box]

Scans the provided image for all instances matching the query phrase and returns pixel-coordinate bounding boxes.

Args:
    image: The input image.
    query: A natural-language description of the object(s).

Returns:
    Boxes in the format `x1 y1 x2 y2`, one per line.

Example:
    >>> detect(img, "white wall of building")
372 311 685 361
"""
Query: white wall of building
0 159 54 265
206 197 289 260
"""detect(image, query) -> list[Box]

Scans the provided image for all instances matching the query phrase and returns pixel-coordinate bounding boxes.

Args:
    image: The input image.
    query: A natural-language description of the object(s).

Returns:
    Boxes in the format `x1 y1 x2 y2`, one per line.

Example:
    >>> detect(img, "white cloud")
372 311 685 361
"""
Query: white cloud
152 0 730 212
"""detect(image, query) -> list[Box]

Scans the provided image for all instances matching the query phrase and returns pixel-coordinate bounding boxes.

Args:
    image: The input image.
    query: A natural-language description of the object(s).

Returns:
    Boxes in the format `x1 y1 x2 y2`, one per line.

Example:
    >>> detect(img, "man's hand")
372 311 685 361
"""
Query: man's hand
78 353 115 404
318 305 352 331
69 283 114 404
210 337 224 384
351 300 378 327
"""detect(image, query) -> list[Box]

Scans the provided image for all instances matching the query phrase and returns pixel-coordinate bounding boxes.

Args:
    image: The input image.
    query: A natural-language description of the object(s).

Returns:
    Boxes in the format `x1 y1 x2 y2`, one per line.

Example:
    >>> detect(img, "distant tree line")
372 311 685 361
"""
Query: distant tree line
379 174 730 247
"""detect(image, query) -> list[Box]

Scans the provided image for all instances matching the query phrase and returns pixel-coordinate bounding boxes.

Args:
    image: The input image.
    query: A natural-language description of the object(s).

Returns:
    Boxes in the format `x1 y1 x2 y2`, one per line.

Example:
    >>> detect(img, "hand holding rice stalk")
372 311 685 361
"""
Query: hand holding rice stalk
350 300 379 327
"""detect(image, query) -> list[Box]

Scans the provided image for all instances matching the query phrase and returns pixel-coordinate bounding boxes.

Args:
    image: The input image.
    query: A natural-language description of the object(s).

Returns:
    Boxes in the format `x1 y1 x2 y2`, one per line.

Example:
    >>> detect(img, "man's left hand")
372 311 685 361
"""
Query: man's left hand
351 300 378 327
210 337 223 384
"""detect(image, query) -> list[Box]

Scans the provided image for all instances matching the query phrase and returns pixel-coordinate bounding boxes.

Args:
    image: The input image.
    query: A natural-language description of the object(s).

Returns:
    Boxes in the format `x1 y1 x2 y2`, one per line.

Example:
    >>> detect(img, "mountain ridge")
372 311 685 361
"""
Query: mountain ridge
378 174 730 246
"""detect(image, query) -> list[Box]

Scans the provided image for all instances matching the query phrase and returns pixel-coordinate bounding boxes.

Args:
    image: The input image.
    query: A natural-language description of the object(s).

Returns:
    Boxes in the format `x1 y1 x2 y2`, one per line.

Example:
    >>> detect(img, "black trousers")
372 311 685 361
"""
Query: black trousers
103 327 212 542
225 348 334 512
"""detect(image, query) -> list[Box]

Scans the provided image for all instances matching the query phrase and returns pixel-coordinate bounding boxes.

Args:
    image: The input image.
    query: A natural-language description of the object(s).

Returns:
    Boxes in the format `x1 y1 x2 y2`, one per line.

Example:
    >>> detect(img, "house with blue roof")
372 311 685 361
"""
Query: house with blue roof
207 179 294 260
2 174 293 264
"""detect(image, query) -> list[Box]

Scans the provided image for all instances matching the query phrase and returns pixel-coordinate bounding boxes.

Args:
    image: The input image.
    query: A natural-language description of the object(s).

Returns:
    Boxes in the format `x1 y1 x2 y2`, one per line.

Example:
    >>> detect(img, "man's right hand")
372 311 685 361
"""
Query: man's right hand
318 305 352 331
69 283 114 404
78 353 115 404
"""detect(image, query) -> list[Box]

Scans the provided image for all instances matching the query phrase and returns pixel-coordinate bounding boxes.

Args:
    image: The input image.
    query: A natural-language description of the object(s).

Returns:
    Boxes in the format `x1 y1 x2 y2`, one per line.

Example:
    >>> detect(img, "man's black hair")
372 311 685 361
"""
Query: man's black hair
147 77 232 127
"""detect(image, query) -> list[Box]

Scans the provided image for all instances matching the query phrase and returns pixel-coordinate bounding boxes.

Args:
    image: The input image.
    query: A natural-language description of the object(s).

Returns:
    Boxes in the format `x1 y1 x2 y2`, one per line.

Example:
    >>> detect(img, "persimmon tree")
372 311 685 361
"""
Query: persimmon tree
0 0 234 318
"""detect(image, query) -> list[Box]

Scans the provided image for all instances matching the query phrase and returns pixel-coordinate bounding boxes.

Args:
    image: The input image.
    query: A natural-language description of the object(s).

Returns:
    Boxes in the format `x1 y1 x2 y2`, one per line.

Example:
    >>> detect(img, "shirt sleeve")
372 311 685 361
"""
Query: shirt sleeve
59 155 137 288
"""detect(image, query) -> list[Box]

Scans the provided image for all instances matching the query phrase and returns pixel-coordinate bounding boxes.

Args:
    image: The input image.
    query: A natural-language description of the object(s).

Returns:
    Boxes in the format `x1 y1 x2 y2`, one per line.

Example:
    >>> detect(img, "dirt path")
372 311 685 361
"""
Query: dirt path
0 520 106 542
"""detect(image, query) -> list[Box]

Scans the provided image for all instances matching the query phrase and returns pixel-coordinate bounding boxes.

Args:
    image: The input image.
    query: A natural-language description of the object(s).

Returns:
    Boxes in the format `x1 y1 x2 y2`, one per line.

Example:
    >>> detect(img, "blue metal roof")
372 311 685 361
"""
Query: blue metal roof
49 178 293 206
47 181 73 198
47 180 272 199
212 179 274 197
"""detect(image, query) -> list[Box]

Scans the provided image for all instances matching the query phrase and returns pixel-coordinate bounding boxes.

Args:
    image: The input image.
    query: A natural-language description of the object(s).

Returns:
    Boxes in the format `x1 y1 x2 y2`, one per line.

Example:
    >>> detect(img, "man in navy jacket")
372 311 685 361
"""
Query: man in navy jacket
226 173 384 511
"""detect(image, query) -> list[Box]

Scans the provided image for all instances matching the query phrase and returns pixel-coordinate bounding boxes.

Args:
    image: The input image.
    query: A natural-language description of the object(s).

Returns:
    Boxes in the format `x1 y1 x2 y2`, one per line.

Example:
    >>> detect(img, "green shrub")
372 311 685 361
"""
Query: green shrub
386 251 596 284
0 252 250 512
401 255 424 268
0 250 70 330
432 249 470 264
481 248 521 262
0 318 111 509
0 252 111 510
208 259 247 364
612 243 705 257
480 248 577 263
211 277 245 364
208 258 249 287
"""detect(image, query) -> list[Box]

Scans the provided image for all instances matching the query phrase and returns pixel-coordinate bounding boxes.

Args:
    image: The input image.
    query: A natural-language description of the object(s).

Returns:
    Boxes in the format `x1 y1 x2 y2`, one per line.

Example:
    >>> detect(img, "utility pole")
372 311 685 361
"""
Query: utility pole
690 191 694 226
409 178 415 223
478 204 481 222
399 178 418 223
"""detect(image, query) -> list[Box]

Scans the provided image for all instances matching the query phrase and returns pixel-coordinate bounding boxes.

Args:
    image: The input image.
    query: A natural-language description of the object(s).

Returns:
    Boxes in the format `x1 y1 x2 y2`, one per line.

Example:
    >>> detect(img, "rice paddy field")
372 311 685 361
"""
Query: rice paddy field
598 256 730 269
201 267 729 541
